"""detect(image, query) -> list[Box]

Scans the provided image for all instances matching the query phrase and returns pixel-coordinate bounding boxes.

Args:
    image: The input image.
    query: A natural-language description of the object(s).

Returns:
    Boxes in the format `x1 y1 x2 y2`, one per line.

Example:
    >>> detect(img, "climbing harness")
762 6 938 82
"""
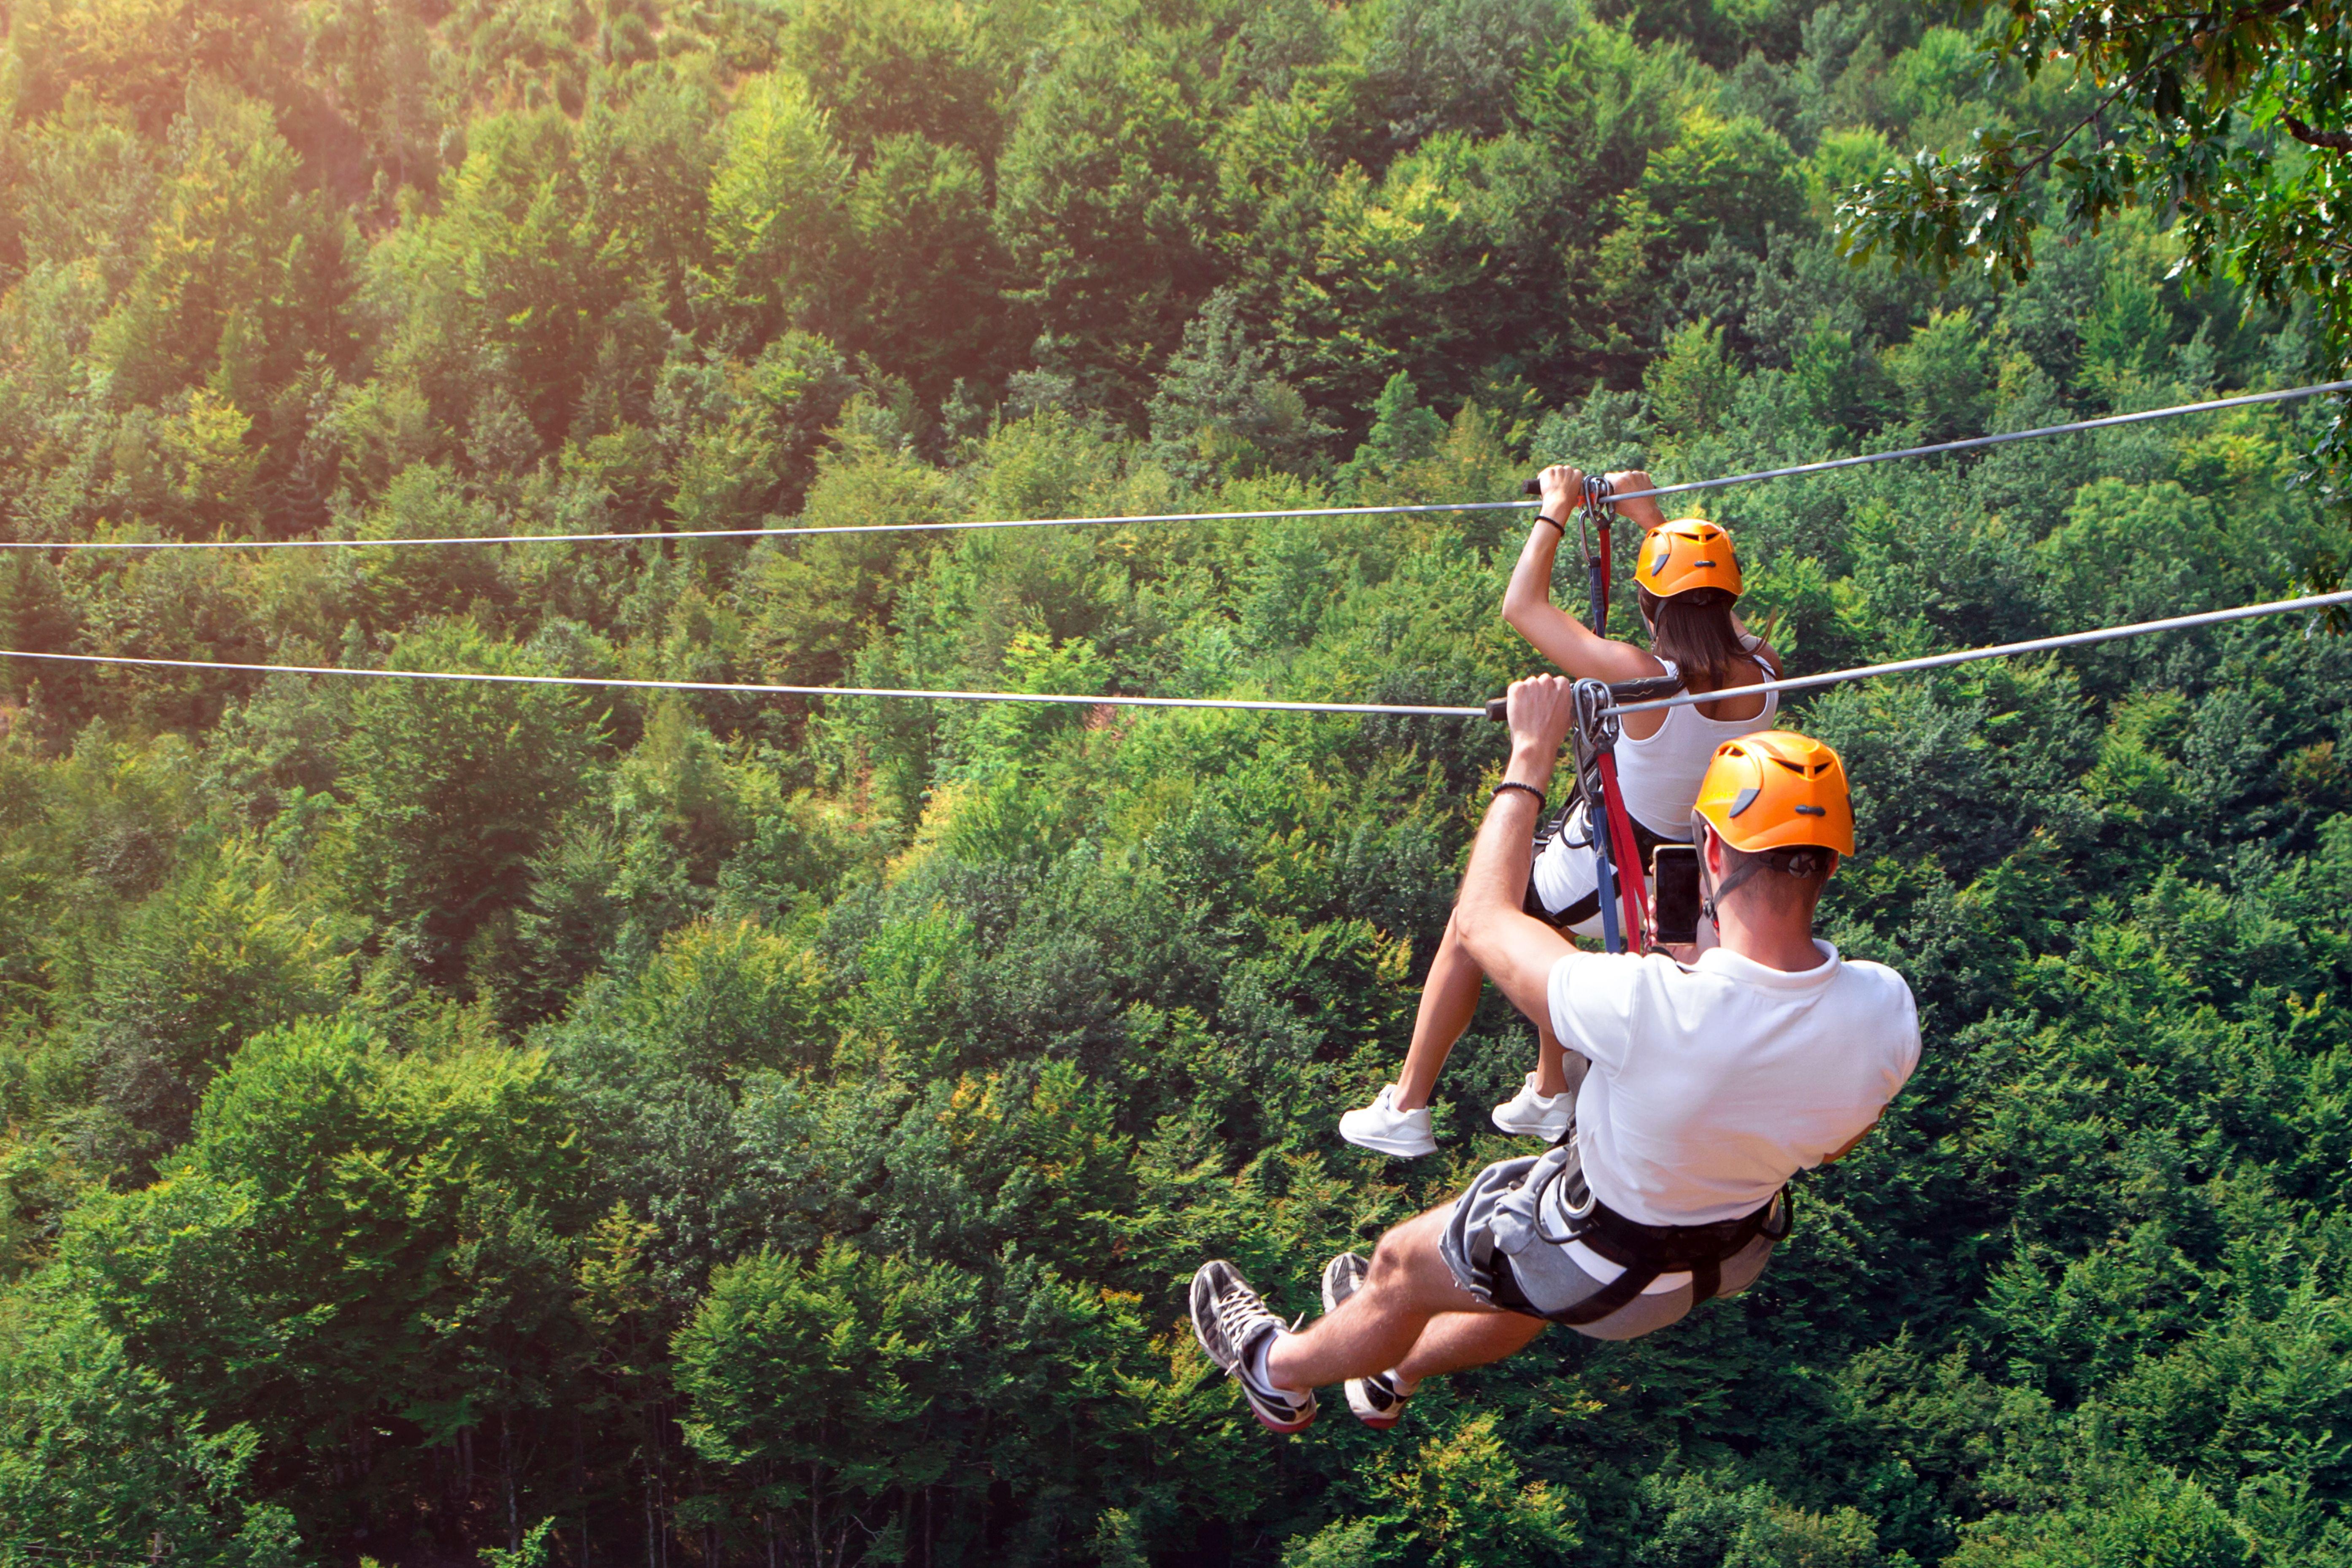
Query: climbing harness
1487 1138 1792 1325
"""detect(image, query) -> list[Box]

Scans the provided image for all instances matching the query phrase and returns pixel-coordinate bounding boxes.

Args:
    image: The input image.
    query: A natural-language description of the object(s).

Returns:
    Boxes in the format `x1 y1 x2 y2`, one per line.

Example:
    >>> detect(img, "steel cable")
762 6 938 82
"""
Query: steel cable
0 649 1487 717
5 588 2349 718
1612 588 2352 716
2 381 2343 553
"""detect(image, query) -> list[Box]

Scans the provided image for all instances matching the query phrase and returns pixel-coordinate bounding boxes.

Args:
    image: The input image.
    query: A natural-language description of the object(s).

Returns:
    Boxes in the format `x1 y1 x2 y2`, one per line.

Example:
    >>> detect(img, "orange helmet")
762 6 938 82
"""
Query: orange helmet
1691 730 1854 856
1634 520 1741 599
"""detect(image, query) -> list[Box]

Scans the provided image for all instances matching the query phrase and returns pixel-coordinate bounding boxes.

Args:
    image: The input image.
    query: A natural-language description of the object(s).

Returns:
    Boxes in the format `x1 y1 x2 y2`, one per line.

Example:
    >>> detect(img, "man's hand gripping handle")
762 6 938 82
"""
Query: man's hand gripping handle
1496 676 1578 796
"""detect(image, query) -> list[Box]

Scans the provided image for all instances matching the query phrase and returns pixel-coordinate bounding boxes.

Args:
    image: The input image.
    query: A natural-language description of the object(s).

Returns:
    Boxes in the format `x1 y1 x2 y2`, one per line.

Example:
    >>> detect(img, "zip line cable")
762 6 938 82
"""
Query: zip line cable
4 384 2346 718
0 648 1486 717
1609 587 2352 716
3 381 2346 554
5 587 2351 718
1598 378 2350 507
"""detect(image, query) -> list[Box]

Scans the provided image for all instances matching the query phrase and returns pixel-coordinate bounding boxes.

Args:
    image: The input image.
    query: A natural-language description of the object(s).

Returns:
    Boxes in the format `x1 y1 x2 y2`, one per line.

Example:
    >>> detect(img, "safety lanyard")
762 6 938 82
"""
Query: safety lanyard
1566 678 1652 953
1580 476 1615 632
1594 752 1650 949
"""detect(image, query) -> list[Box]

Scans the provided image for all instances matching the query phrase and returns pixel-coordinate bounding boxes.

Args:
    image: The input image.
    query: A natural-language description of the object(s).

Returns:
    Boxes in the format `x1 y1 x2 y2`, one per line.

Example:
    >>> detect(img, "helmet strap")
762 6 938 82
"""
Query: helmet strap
1706 853 1772 915
1694 819 1724 925
1696 822 1833 923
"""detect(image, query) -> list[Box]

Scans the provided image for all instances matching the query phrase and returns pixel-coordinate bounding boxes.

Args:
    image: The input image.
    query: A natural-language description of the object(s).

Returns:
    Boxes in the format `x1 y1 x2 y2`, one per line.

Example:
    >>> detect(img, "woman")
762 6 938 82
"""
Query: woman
1338 464 1783 1157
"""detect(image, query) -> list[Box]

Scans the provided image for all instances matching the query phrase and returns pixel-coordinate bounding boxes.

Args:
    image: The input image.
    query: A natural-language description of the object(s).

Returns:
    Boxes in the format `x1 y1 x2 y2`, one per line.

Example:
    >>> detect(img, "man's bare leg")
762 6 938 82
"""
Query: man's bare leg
1393 917 1485 1111
1394 1311 1547 1390
1265 1206 1532 1390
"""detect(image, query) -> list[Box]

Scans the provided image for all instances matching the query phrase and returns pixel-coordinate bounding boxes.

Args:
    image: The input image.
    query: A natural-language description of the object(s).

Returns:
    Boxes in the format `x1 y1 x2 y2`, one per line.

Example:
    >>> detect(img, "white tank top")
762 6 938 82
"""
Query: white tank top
1616 634 1779 838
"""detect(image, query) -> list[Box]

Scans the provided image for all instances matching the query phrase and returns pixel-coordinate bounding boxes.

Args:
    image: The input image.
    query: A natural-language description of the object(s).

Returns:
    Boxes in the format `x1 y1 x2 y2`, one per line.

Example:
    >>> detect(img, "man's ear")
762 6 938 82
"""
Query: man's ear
1700 822 1725 876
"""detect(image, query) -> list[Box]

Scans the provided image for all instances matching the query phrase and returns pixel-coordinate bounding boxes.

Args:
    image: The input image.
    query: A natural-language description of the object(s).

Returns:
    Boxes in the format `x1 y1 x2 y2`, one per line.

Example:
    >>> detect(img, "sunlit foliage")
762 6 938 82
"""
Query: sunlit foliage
0 0 2348 1564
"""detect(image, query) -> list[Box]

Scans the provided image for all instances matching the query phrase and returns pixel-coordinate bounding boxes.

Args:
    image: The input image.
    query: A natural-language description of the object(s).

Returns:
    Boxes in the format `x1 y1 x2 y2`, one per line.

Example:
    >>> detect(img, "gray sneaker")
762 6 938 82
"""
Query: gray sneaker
1319 1252 1407 1429
1190 1260 1316 1434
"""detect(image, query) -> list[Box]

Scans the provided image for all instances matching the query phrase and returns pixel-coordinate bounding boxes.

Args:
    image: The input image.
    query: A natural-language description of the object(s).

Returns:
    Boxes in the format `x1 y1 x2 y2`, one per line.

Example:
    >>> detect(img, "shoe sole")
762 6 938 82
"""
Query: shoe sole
1339 1122 1437 1158
1345 1384 1402 1428
1243 1393 1317 1434
1188 1265 1228 1364
1491 1109 1571 1138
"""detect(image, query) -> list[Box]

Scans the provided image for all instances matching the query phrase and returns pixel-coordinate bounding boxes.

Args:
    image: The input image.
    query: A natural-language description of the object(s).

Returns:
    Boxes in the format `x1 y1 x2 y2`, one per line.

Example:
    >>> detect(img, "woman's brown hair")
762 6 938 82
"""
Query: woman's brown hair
1637 585 1747 689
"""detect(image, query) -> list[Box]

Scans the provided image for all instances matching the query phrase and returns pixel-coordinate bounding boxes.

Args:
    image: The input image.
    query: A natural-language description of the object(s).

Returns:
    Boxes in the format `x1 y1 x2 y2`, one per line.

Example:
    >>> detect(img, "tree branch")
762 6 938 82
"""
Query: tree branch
2282 114 2352 152
2008 43 2190 188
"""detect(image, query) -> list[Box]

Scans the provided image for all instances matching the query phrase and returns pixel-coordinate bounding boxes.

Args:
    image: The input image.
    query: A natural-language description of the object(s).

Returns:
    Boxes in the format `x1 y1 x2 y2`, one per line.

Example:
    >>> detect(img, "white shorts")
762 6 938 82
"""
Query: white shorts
1527 802 1679 939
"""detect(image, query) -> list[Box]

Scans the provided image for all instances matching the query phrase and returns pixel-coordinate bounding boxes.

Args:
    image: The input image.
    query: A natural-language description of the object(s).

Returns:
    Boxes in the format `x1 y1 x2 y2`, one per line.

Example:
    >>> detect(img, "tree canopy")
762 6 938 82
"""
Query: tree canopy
0 0 2349 1565
1835 2 2352 415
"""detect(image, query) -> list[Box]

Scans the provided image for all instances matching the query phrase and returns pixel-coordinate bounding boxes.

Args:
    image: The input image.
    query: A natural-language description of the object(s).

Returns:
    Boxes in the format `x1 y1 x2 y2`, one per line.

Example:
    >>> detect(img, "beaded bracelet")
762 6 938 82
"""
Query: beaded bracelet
1490 780 1547 813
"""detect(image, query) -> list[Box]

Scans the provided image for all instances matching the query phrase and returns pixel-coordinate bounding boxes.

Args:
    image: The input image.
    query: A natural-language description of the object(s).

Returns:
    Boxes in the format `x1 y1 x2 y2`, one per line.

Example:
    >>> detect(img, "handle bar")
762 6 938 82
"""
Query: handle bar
1519 476 1618 500
1484 673 1682 722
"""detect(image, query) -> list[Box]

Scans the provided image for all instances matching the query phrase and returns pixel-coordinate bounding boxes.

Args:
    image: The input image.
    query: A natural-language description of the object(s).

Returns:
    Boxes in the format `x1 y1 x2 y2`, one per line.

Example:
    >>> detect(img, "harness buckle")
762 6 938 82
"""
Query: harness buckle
1534 1155 1597 1245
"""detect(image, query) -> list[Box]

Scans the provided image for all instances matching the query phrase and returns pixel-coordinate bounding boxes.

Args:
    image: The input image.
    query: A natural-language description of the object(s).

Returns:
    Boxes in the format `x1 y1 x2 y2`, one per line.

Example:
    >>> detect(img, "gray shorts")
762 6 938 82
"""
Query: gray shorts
1438 1136 1778 1341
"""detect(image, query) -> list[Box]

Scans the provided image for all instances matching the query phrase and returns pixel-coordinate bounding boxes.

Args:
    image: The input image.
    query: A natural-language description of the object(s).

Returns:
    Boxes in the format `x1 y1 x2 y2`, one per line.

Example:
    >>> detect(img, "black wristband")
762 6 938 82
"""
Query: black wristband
1536 512 1567 535
1490 780 1547 813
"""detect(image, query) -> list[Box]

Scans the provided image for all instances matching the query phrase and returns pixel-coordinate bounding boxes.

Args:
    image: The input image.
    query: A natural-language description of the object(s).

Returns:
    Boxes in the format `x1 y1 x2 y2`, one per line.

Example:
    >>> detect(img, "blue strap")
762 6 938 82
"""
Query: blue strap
1591 816 1622 953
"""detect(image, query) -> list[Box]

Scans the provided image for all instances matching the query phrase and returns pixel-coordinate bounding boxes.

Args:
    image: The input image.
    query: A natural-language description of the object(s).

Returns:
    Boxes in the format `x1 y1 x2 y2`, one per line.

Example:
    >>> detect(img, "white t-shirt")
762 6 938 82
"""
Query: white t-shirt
1546 939 1920 1226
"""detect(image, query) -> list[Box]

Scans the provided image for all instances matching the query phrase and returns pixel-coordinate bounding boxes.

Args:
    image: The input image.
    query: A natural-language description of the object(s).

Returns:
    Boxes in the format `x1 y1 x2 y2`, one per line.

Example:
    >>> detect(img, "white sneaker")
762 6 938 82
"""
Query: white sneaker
1491 1072 1573 1139
1338 1085 1436 1157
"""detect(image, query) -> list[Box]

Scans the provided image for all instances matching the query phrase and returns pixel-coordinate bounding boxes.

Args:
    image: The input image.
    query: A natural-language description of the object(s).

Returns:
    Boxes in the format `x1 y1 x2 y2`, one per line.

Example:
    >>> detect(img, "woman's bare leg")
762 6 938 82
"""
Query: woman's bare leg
1532 1016 1589 1100
1395 917 1591 1111
1393 914 1487 1111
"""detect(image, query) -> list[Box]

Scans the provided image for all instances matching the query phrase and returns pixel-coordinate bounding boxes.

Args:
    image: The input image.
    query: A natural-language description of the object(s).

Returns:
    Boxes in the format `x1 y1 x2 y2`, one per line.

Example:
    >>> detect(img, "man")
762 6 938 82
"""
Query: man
1189 675 1920 1433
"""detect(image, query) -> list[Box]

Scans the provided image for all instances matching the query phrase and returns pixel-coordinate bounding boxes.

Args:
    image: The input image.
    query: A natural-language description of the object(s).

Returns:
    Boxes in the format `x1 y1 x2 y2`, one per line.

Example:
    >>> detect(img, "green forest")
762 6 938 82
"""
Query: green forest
0 0 2349 1562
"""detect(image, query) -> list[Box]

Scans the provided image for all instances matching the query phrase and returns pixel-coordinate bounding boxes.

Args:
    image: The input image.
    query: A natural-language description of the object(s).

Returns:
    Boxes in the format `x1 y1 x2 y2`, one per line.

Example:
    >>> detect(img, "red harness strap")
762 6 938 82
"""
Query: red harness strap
1593 752 1652 950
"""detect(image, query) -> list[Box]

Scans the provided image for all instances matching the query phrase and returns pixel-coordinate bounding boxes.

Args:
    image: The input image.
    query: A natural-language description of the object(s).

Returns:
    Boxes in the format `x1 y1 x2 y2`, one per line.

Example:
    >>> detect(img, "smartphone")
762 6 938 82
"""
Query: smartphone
1651 844 1701 946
